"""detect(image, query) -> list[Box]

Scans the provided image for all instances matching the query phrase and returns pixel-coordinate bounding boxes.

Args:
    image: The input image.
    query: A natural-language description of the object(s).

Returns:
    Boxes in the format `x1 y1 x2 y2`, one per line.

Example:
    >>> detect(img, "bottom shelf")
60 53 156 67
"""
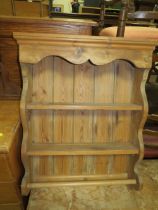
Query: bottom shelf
27 143 139 156
27 179 137 188
32 173 129 183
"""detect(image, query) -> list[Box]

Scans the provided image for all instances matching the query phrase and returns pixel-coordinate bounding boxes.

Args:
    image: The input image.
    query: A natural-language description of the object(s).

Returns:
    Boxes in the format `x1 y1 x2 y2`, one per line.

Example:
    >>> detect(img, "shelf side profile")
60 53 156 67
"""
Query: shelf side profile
14 33 156 194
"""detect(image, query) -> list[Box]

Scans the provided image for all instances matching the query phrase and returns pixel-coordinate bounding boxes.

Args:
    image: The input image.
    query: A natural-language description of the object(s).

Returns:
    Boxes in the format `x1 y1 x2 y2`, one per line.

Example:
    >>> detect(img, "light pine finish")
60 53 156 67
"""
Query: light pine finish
27 104 142 110
0 101 23 209
14 32 156 195
26 160 158 210
27 143 139 156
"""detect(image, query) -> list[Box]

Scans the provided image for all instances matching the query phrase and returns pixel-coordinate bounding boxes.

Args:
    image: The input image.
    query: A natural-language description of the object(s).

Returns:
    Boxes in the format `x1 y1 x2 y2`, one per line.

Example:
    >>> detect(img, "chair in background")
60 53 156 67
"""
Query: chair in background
99 0 136 35
99 2 158 37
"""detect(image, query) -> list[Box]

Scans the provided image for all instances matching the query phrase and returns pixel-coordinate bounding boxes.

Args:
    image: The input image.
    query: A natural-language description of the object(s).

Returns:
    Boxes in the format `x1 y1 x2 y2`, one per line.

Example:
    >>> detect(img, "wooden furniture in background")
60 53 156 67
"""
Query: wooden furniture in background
0 0 48 17
14 0 49 17
0 0 15 16
0 16 97 99
0 100 23 210
14 32 156 195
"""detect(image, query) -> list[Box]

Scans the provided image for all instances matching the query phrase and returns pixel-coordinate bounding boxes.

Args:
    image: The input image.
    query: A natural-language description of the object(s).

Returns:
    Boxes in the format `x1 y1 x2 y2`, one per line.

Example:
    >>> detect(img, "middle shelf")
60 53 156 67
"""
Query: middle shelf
27 143 139 156
26 103 143 111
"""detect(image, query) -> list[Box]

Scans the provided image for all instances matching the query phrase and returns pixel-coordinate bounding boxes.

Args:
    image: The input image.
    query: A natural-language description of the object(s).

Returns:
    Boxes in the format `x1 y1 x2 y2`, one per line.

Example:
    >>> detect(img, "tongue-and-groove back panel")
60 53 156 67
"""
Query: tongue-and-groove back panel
26 56 143 181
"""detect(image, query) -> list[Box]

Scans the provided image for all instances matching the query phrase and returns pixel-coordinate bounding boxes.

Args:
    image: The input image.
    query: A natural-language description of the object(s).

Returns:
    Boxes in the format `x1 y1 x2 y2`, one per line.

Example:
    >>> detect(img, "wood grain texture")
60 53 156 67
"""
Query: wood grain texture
0 203 23 210
0 0 14 16
0 182 21 203
0 100 23 209
14 1 45 17
20 63 32 195
0 38 21 99
15 33 156 68
27 160 158 210
15 33 156 194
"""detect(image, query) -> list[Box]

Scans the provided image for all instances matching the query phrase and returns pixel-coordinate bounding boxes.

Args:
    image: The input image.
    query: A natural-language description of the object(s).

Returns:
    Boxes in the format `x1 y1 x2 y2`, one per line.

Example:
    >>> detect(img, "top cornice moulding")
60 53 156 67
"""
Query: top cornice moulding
14 32 157 50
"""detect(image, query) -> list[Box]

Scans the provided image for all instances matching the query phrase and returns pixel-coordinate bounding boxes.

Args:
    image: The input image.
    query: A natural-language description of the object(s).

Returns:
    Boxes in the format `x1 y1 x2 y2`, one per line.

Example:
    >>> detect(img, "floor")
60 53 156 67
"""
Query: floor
27 160 158 210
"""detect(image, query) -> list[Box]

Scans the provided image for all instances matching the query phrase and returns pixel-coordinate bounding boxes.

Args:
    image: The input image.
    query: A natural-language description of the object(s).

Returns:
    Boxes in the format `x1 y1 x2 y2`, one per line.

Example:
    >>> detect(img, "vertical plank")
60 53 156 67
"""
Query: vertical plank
31 56 54 143
53 156 63 175
94 63 115 104
94 111 113 174
113 61 134 174
74 62 94 175
53 57 74 176
113 111 131 143
94 63 115 174
54 111 73 144
74 111 93 144
54 57 74 104
30 56 54 180
74 62 94 104
112 155 128 174
20 63 32 195
114 60 134 103
73 156 84 175
132 70 143 105
131 70 144 145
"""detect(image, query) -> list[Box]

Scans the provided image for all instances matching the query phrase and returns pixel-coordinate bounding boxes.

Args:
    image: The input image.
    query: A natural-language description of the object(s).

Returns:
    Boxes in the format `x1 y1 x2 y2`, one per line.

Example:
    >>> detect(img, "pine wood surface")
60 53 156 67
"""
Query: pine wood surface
0 182 21 203
26 103 142 110
27 159 158 210
0 100 20 152
27 143 139 156
14 32 157 195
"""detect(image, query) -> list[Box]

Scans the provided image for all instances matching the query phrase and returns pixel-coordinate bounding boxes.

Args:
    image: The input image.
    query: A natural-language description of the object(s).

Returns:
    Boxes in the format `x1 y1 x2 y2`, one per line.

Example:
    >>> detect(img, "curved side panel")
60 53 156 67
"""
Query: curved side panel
20 63 31 196
134 69 149 190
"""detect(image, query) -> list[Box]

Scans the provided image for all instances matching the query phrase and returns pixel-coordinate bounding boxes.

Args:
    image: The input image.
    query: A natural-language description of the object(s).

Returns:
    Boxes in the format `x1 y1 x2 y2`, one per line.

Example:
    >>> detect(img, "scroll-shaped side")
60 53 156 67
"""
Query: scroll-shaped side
20 63 32 196
134 69 150 190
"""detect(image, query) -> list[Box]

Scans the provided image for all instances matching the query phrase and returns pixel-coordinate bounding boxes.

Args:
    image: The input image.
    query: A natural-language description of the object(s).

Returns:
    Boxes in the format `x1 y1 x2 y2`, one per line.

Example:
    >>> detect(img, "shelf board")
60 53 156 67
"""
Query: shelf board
28 179 137 188
26 103 142 111
27 143 139 156
34 173 128 182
